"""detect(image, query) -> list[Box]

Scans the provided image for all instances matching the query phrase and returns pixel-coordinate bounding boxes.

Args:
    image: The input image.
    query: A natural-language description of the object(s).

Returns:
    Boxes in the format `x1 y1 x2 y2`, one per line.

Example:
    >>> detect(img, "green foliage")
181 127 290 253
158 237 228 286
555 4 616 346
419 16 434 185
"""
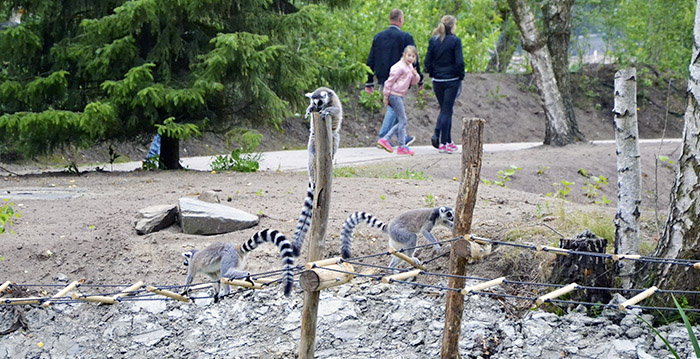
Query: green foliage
638 295 700 359
0 199 20 234
482 165 521 187
424 193 436 207
210 128 262 172
547 180 575 199
142 155 160 171
358 90 383 111
334 166 358 177
393 169 429 180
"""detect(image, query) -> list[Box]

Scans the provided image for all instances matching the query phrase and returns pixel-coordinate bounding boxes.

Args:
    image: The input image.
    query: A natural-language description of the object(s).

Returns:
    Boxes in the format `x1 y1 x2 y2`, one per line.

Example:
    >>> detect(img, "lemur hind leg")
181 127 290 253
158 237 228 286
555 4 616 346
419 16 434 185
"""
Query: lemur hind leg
388 226 418 271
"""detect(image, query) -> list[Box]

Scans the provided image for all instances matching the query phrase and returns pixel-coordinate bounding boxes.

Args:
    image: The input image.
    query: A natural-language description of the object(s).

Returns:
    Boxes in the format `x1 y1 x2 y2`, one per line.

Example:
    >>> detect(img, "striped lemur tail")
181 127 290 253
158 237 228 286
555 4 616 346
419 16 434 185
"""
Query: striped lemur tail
291 182 314 255
241 228 297 296
340 211 388 259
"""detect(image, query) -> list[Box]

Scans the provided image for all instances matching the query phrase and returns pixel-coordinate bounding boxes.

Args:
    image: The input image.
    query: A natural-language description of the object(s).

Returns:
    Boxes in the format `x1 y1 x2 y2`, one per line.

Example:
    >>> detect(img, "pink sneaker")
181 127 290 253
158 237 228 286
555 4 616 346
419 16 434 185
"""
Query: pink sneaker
377 138 393 153
397 146 415 156
447 142 458 152
438 144 448 153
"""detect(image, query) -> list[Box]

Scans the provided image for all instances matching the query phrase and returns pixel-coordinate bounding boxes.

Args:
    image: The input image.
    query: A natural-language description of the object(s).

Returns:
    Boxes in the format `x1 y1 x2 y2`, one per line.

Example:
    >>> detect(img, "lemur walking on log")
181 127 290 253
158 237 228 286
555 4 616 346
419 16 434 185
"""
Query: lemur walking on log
291 87 343 255
181 229 298 301
340 207 455 269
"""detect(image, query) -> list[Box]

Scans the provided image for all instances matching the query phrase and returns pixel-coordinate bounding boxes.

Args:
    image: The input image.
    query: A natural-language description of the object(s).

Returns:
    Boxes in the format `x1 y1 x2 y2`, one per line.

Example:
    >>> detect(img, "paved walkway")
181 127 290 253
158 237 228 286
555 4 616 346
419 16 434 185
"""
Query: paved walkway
102 142 543 173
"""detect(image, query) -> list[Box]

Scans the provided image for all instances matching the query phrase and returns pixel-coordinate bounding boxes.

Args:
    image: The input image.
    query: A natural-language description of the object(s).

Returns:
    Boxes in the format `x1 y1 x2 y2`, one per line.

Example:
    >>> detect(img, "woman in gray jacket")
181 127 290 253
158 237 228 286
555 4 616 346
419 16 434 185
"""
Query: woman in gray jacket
424 15 465 154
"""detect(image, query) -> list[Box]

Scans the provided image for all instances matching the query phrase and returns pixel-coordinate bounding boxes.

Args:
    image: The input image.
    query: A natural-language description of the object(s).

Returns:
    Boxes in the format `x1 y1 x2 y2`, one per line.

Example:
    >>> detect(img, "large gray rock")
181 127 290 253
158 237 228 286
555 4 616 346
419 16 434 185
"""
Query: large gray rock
178 197 258 235
134 204 178 235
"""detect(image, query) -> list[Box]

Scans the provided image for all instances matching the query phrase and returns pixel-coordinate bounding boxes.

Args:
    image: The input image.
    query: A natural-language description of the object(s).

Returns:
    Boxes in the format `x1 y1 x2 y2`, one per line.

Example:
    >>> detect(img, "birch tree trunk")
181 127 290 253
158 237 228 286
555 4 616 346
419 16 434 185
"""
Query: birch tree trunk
635 0 700 303
542 0 580 136
613 68 641 289
507 0 585 146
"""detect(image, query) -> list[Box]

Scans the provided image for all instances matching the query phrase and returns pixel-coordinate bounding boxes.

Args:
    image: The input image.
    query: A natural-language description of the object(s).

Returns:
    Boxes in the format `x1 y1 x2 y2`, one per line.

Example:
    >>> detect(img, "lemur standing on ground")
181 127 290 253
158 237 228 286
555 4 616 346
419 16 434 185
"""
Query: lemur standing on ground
340 207 455 269
181 228 298 301
291 87 343 255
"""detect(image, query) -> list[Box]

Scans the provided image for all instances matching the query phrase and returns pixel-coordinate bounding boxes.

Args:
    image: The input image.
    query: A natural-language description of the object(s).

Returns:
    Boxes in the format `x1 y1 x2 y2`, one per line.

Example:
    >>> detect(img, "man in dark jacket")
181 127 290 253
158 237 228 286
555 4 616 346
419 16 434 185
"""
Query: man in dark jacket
365 9 422 147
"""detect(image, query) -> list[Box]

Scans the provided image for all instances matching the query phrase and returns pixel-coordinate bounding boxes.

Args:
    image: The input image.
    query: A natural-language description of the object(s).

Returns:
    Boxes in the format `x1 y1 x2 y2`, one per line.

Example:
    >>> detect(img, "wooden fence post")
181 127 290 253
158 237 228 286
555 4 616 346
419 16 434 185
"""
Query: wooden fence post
299 111 333 358
441 118 484 359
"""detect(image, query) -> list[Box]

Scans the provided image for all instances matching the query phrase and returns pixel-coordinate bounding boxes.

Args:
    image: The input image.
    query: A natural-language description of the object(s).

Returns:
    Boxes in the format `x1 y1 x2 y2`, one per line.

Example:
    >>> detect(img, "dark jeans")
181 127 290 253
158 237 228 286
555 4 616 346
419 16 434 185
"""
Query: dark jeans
432 79 461 145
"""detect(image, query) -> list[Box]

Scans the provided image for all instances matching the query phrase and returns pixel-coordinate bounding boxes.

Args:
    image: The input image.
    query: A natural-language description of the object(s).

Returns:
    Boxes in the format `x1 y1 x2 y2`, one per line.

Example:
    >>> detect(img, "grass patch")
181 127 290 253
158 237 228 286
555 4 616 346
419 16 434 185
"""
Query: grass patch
334 166 359 177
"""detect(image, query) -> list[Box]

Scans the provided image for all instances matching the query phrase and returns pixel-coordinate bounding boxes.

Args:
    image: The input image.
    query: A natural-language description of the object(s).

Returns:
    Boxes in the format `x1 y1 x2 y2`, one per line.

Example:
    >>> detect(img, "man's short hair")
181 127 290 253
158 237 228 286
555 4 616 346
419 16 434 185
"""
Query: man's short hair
389 9 403 22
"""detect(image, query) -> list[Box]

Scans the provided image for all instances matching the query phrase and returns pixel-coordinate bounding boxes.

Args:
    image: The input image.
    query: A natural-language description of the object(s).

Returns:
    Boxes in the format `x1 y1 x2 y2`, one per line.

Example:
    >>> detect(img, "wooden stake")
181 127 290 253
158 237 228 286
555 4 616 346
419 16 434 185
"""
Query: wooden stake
381 269 422 284
220 278 264 290
71 293 116 304
619 286 658 310
112 281 144 301
305 257 342 270
442 118 484 359
300 262 355 291
388 248 426 270
535 283 579 306
42 279 83 308
461 277 505 295
537 245 570 256
612 254 641 261
0 281 12 294
300 111 333 359
145 285 190 302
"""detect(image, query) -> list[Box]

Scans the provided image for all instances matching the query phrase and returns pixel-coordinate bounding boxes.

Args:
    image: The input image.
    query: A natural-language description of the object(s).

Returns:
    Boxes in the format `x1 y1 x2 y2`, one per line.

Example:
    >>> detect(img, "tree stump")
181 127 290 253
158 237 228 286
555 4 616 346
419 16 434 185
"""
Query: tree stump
549 229 611 304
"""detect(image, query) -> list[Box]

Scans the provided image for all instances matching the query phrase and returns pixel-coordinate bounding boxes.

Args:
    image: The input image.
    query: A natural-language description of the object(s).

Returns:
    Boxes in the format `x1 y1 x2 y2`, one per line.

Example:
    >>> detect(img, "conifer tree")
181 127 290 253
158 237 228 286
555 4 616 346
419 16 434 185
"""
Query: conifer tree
0 0 359 169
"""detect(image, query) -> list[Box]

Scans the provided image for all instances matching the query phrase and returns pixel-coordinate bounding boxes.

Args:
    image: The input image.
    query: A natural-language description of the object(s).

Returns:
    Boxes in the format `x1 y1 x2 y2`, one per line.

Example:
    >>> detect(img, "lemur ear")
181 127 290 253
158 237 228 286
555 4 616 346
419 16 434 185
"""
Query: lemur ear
182 251 192 259
305 92 313 98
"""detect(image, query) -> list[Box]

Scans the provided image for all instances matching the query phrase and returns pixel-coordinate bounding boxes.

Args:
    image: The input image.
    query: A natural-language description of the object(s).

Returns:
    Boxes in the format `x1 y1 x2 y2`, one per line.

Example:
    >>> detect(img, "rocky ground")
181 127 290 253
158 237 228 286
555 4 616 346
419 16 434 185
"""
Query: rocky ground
0 64 696 358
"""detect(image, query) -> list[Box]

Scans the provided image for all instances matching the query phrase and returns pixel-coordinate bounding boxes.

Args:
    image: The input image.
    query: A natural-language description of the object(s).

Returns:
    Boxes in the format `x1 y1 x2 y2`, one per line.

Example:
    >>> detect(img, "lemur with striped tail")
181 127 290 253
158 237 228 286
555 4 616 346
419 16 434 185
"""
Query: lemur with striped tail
291 87 343 254
181 229 298 301
340 207 455 269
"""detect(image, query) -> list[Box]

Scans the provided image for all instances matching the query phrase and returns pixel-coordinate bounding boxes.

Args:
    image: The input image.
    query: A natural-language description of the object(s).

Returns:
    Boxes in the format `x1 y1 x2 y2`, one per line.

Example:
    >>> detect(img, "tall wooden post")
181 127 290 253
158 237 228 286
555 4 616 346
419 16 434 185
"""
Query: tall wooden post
299 112 333 358
441 118 484 359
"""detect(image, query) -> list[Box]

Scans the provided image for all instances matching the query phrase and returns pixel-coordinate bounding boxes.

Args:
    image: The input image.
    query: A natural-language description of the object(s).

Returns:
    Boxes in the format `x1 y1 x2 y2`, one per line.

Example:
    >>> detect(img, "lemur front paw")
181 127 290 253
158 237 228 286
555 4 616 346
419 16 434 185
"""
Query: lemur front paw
434 244 442 254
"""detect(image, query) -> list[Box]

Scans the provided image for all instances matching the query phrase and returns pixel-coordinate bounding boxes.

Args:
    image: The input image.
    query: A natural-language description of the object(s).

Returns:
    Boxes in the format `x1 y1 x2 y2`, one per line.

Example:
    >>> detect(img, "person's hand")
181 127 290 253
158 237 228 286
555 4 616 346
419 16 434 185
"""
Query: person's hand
364 86 374 94
383 96 389 106
418 82 424 91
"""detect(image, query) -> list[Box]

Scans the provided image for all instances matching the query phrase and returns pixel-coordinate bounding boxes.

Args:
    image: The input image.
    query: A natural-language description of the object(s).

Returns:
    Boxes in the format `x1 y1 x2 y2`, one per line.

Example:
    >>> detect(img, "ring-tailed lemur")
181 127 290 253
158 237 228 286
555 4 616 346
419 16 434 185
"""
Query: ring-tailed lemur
340 207 455 269
181 228 298 301
292 87 343 254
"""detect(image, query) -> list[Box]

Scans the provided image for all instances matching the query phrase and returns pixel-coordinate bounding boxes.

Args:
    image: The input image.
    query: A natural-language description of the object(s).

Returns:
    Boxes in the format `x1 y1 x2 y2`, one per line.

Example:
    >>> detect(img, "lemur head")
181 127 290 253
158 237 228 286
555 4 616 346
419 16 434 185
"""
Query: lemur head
182 249 198 267
437 206 455 229
305 87 334 112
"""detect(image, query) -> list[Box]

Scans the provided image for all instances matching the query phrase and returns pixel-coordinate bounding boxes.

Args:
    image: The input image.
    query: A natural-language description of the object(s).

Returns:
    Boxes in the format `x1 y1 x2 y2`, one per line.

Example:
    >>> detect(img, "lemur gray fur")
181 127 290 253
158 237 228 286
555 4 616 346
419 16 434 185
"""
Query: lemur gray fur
340 207 455 269
181 228 298 301
291 87 343 254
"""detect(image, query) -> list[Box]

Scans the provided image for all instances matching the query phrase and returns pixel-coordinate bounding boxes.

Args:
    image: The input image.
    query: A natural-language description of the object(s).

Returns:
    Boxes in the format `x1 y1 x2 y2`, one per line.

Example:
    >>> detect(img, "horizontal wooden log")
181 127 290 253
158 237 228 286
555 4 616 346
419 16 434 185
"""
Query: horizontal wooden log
145 285 190 302
619 286 658 310
381 269 422 284
43 280 82 308
71 293 116 304
112 281 144 300
300 262 355 291
536 245 570 256
612 254 641 261
2 297 42 305
0 281 11 294
388 248 426 270
221 278 264 290
305 257 343 270
536 283 579 306
461 277 505 295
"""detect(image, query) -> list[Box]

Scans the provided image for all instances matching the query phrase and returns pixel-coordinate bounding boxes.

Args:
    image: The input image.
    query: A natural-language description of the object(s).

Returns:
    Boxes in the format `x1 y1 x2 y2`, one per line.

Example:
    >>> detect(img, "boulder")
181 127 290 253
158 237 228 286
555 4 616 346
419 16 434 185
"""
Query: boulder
178 198 258 235
134 204 178 235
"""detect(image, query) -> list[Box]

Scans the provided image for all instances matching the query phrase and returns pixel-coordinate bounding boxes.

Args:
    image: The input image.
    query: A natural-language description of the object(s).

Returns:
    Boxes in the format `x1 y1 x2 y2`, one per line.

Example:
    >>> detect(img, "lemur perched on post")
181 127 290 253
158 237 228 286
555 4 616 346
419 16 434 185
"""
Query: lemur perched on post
291 87 343 255
340 207 455 269
181 228 297 301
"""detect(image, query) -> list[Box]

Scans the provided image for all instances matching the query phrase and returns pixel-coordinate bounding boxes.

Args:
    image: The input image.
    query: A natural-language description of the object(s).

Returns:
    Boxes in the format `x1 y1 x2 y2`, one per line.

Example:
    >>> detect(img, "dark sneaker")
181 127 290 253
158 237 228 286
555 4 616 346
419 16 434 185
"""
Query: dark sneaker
405 136 415 147
431 135 439 149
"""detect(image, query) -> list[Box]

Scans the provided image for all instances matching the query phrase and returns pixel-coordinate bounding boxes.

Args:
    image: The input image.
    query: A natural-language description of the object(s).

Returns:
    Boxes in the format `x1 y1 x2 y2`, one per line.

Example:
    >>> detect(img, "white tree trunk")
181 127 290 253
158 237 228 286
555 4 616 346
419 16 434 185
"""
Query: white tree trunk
638 0 700 297
613 68 641 289
507 0 581 146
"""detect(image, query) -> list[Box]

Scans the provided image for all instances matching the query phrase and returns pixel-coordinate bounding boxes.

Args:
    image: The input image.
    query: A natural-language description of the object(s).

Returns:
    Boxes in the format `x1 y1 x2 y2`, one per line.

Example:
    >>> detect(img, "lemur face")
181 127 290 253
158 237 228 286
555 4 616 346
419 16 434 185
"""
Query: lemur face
439 206 455 228
182 250 197 267
305 89 332 112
